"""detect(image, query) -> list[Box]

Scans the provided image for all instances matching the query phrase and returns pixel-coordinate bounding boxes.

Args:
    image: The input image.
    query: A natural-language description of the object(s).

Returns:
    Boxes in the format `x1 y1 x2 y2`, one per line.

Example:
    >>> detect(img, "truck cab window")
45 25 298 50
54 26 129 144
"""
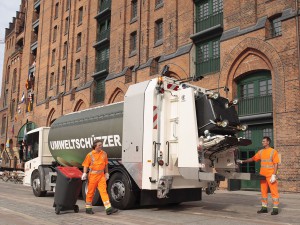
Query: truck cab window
27 132 39 160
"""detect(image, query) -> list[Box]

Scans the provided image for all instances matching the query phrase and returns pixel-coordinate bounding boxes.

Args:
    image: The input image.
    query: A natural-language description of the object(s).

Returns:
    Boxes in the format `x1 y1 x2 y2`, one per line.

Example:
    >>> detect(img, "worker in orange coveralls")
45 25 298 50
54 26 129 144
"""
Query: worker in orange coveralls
81 139 118 215
237 136 280 215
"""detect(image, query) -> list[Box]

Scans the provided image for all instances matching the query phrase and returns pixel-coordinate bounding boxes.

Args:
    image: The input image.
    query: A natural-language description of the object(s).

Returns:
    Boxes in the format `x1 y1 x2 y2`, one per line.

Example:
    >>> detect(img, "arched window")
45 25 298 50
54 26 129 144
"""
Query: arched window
1 115 6 135
11 99 16 119
6 66 10 83
12 69 17 92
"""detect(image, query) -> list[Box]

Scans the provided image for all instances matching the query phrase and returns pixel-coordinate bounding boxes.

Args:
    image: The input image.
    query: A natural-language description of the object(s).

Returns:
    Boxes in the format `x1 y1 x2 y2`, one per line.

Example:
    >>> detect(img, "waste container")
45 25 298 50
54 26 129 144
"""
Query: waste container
54 166 82 214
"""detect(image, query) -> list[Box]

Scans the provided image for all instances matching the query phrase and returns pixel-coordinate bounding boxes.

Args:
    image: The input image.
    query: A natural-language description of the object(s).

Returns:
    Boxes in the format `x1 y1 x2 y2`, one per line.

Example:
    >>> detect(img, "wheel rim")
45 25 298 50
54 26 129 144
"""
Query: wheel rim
33 177 41 192
111 180 125 202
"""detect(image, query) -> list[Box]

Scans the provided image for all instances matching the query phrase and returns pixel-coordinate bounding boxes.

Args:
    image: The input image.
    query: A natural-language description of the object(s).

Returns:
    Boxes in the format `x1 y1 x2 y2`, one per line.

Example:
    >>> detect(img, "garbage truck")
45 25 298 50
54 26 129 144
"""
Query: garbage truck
23 76 255 209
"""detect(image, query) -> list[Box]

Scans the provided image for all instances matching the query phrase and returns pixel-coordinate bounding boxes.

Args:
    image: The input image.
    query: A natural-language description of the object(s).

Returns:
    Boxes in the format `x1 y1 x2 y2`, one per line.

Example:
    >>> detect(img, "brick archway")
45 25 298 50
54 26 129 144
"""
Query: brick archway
220 37 285 113
108 88 125 104
73 99 86 112
106 80 129 104
47 108 56 126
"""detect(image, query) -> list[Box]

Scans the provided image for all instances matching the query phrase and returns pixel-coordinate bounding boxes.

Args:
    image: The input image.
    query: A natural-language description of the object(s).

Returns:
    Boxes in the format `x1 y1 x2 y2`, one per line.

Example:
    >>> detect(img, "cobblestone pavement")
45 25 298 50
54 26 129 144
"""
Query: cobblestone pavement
0 181 299 225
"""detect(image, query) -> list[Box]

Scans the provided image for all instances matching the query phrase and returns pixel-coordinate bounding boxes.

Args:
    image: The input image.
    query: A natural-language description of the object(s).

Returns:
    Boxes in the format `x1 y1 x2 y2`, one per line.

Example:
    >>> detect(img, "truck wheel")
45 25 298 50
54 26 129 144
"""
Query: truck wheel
108 172 136 210
81 180 103 206
32 172 47 197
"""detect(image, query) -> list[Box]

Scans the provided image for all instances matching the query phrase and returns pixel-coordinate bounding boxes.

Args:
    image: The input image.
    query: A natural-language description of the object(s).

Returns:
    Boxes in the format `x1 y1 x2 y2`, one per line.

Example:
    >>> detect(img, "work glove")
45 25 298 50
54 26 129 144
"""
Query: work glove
105 173 109 180
81 172 87 180
270 174 276 183
236 159 243 164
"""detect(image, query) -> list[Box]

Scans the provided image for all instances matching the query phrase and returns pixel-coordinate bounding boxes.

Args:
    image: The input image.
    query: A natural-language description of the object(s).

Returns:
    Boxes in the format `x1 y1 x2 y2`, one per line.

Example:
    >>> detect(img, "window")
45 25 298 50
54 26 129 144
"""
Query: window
150 57 160 75
53 26 57 42
259 79 272 96
12 69 17 92
130 31 137 53
78 7 83 25
195 0 223 32
95 47 109 72
131 0 137 19
61 66 66 84
155 0 163 7
99 0 111 12
6 66 10 83
77 32 82 51
66 0 70 11
1 115 6 135
75 59 80 77
4 89 8 107
270 17 282 38
65 17 69 34
195 38 220 76
51 49 56 65
50 72 54 89
94 77 105 103
97 19 110 41
63 41 67 59
11 100 15 119
54 2 59 19
237 72 273 116
155 19 163 43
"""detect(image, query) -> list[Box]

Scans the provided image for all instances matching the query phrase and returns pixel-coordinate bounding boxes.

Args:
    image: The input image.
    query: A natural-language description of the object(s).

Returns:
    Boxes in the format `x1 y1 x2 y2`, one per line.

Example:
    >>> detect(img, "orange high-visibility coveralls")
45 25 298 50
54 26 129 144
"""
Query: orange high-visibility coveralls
82 150 112 210
252 148 280 208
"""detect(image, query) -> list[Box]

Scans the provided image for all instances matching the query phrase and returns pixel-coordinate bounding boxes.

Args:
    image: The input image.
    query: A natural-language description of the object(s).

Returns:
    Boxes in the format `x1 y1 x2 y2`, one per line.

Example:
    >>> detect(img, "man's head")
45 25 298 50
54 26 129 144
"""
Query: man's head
92 139 103 151
262 136 271 148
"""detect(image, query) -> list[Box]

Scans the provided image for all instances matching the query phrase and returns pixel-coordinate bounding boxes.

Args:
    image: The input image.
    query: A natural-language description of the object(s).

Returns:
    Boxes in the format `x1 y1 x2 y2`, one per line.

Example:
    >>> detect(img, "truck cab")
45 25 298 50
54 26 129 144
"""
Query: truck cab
24 127 54 196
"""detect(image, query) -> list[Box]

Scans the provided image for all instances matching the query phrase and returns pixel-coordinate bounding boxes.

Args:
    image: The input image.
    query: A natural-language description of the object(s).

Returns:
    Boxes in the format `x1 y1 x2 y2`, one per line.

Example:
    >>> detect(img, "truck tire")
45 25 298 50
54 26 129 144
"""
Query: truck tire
32 172 47 197
81 180 103 206
108 172 136 210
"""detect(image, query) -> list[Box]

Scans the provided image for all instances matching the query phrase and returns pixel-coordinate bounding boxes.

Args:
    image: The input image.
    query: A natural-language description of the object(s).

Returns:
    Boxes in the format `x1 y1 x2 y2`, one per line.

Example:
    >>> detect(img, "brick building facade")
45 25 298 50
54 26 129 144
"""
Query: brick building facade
0 0 299 192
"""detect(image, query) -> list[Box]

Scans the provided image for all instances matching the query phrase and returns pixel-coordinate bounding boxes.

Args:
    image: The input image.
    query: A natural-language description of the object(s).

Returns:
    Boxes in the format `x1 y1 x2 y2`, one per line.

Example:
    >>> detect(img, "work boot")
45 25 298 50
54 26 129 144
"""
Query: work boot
106 207 118 215
271 208 279 215
86 208 94 214
257 207 268 214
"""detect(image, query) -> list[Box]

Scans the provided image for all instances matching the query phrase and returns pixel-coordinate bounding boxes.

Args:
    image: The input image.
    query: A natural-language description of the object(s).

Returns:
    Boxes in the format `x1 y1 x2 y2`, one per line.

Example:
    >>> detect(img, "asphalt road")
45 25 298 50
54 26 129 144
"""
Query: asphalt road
0 181 299 225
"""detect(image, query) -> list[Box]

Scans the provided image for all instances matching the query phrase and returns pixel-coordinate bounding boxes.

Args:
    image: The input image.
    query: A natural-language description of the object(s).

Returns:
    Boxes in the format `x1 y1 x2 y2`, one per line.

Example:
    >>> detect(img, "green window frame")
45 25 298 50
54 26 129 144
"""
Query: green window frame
237 71 272 116
195 0 223 32
97 19 110 42
195 37 220 76
95 47 110 72
94 76 106 103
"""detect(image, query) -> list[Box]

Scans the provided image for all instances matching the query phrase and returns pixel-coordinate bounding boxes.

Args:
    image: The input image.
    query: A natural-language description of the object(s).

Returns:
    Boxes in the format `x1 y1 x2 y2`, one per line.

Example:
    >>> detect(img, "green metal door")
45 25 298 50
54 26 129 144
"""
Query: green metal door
239 124 274 190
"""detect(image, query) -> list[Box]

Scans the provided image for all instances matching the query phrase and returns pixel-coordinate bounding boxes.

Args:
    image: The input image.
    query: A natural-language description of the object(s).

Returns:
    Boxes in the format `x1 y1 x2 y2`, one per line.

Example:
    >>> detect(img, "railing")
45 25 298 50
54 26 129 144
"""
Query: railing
195 57 220 77
99 0 111 13
97 29 110 42
238 95 273 116
95 59 109 73
195 12 223 32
